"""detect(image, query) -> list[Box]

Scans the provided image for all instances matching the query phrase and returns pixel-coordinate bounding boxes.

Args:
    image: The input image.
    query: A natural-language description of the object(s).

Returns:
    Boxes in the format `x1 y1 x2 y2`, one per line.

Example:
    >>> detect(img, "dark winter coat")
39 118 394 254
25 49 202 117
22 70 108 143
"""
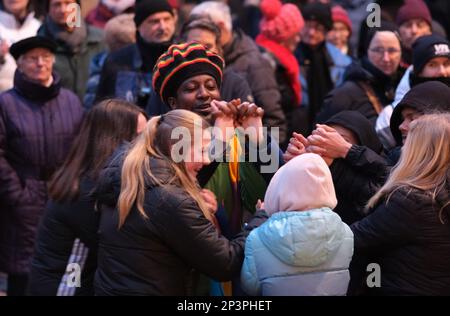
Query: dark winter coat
28 177 98 296
94 153 267 296
223 30 287 144
0 71 84 274
351 185 450 295
325 111 387 224
38 20 105 101
95 36 171 109
317 58 403 126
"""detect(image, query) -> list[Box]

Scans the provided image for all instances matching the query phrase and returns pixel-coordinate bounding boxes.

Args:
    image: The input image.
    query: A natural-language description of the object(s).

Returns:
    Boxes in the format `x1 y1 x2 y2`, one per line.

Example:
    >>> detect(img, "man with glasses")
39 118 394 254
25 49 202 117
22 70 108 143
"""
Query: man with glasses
0 36 84 295
294 2 351 136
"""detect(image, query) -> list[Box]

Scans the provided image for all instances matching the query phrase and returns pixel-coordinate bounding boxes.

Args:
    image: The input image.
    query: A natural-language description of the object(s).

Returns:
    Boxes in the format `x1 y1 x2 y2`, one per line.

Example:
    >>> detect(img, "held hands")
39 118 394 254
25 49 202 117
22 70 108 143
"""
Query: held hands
307 124 352 160
210 99 264 143
283 124 351 166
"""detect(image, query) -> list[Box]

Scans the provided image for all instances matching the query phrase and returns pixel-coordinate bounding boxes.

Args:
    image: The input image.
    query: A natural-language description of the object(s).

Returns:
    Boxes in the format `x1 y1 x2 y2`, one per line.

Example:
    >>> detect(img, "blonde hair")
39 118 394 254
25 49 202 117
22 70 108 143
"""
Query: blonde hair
117 109 212 228
367 114 450 222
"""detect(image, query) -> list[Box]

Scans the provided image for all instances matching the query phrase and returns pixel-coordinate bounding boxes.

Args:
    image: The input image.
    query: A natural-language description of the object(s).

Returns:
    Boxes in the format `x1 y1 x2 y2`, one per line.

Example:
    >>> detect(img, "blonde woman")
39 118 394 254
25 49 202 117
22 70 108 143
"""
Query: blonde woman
94 109 267 296
351 113 450 295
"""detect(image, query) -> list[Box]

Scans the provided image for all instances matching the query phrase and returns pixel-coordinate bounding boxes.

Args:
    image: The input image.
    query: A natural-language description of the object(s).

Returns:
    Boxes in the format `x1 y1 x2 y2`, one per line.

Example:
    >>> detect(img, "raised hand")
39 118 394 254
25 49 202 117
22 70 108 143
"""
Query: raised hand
283 132 308 162
306 124 352 159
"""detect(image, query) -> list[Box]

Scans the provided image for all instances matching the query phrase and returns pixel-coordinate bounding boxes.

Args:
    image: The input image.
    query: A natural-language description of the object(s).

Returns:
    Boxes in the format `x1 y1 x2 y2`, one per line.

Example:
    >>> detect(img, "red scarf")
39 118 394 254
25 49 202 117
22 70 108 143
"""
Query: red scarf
256 34 301 106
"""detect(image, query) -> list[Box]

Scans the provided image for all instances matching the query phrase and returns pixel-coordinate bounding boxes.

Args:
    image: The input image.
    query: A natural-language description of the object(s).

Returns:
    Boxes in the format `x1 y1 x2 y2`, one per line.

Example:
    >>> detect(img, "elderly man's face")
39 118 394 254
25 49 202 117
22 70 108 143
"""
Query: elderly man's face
138 11 177 43
18 48 54 86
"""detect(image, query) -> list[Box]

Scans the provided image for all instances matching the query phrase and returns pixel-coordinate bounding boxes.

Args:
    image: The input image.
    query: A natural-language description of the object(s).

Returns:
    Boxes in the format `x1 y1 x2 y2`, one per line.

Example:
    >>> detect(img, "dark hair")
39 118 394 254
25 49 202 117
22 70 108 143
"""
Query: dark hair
180 15 222 45
48 99 147 202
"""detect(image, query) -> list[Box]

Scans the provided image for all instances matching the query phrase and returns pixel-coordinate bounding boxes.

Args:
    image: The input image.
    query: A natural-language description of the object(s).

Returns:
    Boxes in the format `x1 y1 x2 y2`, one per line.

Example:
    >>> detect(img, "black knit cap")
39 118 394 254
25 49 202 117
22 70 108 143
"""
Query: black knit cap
134 0 173 27
152 42 224 104
412 34 450 75
302 2 332 31
390 81 450 145
10 36 57 60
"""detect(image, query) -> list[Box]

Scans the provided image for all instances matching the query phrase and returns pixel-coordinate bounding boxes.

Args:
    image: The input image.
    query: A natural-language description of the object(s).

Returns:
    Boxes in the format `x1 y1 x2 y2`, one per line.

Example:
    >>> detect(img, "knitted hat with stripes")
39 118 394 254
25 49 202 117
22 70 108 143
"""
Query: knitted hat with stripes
152 42 224 103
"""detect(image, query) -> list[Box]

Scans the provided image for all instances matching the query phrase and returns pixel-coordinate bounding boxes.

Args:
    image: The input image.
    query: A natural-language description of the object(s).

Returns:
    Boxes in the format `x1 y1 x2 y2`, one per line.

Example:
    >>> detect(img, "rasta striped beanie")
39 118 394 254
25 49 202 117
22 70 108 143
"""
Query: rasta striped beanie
152 42 224 103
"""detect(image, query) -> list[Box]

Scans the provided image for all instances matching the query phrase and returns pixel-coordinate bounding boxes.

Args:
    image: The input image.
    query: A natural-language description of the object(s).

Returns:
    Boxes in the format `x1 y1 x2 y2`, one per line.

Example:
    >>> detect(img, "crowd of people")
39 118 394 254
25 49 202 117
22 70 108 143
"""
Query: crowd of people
0 0 449 296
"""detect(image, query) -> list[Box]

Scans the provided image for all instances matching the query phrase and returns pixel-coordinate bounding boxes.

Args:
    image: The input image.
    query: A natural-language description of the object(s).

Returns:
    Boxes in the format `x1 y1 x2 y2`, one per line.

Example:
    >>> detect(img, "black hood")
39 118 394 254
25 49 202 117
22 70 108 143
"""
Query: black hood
390 81 450 145
325 110 383 154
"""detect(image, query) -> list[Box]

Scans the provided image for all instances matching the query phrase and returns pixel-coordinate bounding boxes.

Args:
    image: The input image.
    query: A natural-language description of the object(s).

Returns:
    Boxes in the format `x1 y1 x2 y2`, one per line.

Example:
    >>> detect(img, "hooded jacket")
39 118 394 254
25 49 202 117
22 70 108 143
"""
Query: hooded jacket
390 81 450 146
325 111 387 224
241 154 353 296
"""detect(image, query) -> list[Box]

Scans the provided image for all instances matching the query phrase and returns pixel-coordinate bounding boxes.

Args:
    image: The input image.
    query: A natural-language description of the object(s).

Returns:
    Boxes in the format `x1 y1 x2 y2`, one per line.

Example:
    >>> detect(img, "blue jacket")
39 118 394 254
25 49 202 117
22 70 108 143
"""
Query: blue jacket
241 209 353 296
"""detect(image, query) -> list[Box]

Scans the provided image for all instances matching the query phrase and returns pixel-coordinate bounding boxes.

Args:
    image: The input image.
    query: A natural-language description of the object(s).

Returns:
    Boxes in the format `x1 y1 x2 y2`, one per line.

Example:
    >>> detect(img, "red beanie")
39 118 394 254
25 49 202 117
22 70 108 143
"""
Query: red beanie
396 0 432 27
167 0 179 9
259 0 304 42
331 5 352 35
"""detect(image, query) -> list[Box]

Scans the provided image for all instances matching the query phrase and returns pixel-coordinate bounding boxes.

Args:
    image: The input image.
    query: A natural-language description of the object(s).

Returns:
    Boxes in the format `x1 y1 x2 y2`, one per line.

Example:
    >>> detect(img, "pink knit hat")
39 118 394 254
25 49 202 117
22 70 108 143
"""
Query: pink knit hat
259 0 304 42
396 0 432 27
331 5 352 35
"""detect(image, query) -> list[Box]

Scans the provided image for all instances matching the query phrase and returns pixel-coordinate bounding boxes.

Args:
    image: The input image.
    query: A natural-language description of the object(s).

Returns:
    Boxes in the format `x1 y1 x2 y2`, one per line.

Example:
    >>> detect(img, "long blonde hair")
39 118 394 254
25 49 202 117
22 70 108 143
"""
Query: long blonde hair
117 109 212 228
367 114 450 221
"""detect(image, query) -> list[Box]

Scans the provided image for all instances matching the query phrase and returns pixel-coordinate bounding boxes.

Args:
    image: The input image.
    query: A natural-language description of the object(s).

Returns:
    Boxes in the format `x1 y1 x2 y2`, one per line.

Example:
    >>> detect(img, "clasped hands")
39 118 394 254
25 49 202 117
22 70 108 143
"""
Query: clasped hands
283 124 353 166
210 98 264 144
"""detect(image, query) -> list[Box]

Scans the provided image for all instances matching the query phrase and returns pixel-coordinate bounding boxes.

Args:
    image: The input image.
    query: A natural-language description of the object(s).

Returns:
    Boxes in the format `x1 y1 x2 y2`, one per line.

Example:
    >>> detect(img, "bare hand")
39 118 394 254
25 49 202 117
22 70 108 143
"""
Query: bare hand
307 124 352 159
201 189 218 215
283 132 308 162
211 99 237 143
236 102 264 143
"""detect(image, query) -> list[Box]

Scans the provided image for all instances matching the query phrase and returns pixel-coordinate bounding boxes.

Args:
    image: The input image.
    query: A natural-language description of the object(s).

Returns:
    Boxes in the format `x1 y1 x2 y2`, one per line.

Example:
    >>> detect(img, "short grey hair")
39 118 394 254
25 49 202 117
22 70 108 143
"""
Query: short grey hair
190 1 232 32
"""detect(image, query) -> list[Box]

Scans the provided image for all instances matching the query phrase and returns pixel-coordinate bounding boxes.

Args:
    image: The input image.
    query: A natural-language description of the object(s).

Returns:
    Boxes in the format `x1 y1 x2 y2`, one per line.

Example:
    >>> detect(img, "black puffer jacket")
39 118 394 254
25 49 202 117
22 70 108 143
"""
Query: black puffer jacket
94 152 267 296
28 177 99 296
317 58 402 126
325 111 387 224
351 185 450 295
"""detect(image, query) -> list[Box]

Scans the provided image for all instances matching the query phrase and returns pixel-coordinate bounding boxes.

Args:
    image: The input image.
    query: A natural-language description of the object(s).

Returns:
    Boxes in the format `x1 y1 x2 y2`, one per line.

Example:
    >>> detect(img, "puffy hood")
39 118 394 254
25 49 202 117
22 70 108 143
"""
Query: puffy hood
325 110 383 154
257 209 350 266
264 153 337 216
390 81 450 145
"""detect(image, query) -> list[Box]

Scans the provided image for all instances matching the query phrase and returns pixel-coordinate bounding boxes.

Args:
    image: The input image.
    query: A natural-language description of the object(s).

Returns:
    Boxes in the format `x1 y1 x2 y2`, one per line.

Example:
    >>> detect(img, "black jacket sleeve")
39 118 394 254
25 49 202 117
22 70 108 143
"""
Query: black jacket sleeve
154 196 257 281
330 145 388 216
350 191 418 253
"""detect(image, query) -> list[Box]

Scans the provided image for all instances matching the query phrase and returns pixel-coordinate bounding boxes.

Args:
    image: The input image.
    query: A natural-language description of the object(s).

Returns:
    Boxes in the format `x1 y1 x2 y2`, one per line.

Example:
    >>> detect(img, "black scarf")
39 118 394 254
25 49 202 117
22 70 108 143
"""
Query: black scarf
361 57 399 104
299 42 333 131
410 73 450 88
136 33 172 72
14 70 61 102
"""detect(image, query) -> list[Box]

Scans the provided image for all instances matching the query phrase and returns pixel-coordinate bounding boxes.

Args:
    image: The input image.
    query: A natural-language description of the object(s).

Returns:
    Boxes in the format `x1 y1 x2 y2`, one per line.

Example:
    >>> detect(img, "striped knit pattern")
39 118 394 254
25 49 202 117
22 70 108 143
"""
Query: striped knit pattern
152 42 224 103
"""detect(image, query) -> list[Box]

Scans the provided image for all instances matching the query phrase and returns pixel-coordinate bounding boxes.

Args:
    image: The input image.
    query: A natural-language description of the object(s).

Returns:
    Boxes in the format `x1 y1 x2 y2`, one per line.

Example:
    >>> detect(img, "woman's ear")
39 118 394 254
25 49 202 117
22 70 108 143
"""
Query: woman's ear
167 97 177 109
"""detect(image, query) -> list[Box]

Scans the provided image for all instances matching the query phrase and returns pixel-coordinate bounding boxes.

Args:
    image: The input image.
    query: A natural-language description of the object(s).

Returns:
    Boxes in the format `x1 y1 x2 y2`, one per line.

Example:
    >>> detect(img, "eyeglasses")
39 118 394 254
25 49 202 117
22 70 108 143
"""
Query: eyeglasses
23 55 54 63
369 47 401 56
